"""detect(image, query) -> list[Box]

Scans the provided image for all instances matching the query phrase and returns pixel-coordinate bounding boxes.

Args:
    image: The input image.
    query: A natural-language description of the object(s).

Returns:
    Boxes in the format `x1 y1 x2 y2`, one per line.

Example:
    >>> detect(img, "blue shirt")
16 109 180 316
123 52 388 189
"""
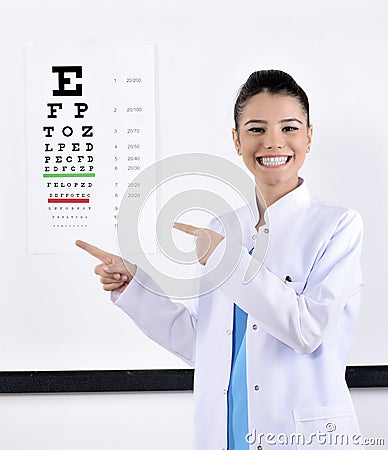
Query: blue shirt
227 247 254 449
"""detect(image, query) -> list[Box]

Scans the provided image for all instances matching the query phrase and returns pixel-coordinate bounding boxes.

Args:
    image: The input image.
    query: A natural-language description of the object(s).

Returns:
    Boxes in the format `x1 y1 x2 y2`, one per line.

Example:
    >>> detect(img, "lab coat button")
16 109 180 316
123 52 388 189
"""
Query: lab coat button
226 329 232 335
223 388 227 394
264 228 269 234
252 324 258 330
254 384 260 391
252 234 257 240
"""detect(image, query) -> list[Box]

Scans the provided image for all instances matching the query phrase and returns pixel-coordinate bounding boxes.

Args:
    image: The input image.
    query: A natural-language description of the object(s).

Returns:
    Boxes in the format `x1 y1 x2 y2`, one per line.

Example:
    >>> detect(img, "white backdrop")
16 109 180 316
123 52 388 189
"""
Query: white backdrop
0 0 387 370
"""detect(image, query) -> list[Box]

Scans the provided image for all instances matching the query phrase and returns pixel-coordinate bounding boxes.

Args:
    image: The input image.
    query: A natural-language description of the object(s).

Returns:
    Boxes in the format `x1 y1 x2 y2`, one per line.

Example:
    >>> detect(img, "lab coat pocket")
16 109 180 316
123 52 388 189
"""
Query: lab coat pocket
293 404 362 449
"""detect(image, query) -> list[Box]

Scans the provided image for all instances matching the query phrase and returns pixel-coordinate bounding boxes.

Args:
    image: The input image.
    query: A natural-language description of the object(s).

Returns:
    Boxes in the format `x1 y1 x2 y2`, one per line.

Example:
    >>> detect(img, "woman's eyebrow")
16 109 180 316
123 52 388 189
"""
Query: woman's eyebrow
279 118 303 124
243 119 267 126
243 117 304 126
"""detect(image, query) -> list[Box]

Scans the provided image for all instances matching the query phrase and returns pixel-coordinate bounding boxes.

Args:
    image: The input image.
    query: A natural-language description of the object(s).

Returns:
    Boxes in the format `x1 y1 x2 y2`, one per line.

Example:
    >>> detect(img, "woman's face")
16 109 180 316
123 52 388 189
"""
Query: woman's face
232 92 313 195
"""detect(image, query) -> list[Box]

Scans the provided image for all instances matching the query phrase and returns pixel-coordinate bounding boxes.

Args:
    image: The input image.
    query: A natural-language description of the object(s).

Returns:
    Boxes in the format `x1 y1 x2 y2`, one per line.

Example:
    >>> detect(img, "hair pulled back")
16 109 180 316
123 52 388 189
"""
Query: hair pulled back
234 70 310 130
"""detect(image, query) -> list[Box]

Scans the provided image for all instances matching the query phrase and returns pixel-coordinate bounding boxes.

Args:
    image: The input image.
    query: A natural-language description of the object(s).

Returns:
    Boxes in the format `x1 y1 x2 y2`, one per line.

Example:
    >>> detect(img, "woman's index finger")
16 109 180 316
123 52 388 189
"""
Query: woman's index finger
172 222 201 236
75 240 113 264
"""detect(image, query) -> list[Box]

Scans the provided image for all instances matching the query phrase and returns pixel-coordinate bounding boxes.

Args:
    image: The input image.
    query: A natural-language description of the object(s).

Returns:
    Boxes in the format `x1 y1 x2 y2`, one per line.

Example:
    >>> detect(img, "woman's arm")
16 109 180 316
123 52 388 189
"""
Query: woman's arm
112 265 198 367
204 209 364 354
76 240 198 367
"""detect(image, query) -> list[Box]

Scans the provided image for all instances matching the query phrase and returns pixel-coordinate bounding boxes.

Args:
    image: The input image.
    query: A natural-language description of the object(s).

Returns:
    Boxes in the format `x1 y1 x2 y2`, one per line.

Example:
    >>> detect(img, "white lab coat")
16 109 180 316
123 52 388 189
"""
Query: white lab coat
112 179 364 450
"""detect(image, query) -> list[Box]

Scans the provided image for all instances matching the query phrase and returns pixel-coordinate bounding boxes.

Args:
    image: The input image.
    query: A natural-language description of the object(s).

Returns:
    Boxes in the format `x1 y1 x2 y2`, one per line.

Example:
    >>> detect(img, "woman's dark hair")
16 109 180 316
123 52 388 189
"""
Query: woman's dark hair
234 70 310 130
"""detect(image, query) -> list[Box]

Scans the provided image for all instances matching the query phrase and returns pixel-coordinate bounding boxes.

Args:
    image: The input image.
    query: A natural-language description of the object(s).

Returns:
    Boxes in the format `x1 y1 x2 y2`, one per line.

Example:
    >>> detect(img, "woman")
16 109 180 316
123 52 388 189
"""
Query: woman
76 70 364 449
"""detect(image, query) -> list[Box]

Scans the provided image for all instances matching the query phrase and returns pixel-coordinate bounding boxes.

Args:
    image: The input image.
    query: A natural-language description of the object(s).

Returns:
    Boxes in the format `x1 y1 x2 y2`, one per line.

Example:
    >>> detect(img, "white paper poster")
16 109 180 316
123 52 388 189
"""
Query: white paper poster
25 42 156 254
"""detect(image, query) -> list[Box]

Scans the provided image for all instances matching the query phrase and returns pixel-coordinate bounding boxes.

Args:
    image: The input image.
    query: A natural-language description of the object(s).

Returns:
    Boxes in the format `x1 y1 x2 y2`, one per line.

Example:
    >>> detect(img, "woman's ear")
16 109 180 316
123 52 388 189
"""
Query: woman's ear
232 128 241 155
306 124 313 153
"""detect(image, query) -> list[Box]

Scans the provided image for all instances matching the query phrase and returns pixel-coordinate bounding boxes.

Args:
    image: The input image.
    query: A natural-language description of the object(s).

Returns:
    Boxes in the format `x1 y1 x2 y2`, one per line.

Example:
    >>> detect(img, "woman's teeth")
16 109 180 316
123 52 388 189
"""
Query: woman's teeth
257 156 290 167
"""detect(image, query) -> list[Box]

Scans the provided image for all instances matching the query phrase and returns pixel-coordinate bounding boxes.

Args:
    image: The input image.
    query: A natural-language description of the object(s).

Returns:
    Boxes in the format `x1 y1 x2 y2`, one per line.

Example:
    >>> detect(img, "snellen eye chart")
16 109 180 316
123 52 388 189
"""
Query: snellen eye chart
25 43 156 254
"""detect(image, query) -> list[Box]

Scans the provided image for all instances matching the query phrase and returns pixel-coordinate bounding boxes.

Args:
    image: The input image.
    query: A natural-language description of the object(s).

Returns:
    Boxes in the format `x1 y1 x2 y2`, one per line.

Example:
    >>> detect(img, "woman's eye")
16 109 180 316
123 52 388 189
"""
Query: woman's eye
282 126 299 132
248 127 265 133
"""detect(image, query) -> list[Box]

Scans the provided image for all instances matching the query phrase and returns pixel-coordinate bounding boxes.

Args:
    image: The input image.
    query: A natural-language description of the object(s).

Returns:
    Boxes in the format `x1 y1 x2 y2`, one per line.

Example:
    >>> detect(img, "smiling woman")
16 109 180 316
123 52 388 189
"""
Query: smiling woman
77 70 365 450
232 71 313 213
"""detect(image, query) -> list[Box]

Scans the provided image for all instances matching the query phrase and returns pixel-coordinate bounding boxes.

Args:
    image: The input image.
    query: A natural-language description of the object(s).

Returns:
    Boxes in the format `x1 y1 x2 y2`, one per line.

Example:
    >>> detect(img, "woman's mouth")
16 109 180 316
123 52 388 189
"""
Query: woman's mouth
256 155 292 167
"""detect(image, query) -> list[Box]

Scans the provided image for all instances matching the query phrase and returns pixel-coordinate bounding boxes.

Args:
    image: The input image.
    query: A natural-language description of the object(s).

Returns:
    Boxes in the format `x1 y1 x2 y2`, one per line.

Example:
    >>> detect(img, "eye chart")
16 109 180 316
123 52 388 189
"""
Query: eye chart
25 43 156 254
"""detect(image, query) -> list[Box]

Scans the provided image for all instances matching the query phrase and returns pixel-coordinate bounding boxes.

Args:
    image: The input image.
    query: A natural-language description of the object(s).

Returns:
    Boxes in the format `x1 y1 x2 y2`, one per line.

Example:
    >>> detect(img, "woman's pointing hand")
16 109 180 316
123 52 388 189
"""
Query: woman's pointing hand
172 222 224 266
75 240 137 293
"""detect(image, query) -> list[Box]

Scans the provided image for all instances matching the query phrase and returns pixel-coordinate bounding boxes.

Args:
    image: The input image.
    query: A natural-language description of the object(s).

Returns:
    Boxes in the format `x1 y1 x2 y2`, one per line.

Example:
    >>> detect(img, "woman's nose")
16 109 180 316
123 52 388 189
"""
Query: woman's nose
263 131 285 149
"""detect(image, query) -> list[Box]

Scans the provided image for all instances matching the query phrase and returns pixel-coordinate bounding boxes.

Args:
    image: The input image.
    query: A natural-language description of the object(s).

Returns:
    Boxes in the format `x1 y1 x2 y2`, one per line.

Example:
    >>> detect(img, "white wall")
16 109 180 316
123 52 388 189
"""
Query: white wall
1 0 388 370
1 0 387 448
352 389 388 448
0 392 195 450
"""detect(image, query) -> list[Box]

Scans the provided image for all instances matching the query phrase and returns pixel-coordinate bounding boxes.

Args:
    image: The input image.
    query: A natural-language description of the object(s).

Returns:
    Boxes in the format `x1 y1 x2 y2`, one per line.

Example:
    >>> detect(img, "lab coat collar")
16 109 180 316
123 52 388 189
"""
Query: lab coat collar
264 177 311 224
237 177 311 248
